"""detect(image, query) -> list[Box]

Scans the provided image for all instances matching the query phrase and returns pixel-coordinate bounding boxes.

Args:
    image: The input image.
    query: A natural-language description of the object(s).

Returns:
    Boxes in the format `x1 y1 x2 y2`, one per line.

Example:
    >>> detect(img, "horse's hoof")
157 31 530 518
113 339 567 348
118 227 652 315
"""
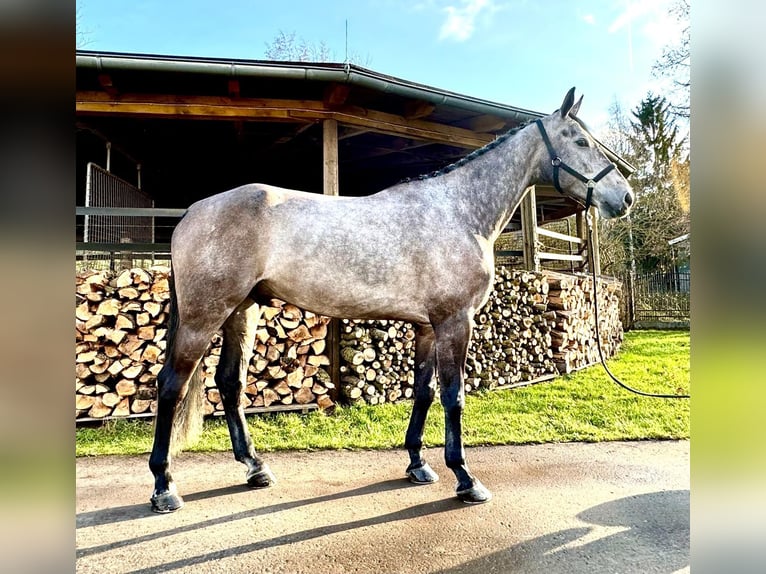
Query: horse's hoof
247 464 276 488
151 487 184 513
456 480 492 504
406 462 439 484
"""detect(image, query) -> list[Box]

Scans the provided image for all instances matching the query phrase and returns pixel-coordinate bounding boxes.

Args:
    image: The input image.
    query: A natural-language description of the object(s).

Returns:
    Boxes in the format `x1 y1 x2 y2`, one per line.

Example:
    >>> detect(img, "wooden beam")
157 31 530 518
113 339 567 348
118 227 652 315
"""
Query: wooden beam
403 100 435 120
324 82 351 106
575 211 585 242
76 91 492 149
520 186 539 271
464 114 507 133
227 79 240 98
338 127 370 140
538 252 585 262
97 73 118 97
536 226 583 244
322 117 341 393
270 121 316 146
323 119 339 197
588 208 601 275
341 137 436 164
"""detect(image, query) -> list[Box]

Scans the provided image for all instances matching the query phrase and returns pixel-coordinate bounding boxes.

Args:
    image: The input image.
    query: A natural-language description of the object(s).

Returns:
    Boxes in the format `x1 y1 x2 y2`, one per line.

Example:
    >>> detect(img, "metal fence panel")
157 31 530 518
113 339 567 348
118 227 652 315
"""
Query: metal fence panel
631 270 690 323
84 162 154 245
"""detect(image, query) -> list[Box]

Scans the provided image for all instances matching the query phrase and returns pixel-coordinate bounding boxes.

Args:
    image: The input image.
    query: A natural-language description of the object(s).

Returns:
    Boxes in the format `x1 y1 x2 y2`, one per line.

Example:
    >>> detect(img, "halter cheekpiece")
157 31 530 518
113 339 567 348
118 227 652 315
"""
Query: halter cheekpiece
534 119 615 211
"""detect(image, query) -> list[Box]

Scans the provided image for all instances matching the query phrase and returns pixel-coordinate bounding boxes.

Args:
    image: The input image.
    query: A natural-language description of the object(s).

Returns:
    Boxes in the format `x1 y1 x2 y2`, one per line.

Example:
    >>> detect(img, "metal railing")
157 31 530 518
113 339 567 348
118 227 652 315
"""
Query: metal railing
628 270 690 324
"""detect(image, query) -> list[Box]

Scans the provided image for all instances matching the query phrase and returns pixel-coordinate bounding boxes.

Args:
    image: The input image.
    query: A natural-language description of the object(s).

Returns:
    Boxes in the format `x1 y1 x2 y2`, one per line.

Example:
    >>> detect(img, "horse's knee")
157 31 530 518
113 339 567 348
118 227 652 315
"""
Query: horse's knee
413 382 436 405
215 372 243 407
156 360 195 400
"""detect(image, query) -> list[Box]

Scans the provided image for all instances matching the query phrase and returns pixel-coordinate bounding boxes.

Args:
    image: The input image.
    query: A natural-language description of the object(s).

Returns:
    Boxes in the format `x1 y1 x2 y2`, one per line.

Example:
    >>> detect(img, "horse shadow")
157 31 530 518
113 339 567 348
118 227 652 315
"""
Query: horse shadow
434 490 690 574
76 477 411 530
76 477 461 561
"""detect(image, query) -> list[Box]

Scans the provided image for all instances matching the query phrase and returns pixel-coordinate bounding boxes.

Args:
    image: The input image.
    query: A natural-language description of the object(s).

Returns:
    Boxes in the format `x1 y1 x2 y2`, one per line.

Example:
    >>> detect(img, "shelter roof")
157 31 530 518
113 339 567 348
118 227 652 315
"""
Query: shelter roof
76 50 633 229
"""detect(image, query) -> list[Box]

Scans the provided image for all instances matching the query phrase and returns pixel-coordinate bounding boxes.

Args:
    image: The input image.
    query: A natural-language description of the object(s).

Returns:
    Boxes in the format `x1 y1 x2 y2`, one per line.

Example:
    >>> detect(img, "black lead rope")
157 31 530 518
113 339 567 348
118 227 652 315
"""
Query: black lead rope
536 118 688 399
586 214 690 399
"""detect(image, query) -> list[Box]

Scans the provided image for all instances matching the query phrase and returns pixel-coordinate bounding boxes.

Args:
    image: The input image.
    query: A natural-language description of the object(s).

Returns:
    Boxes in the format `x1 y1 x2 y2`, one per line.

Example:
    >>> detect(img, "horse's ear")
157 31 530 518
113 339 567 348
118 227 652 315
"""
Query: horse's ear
559 87 576 118
569 94 583 118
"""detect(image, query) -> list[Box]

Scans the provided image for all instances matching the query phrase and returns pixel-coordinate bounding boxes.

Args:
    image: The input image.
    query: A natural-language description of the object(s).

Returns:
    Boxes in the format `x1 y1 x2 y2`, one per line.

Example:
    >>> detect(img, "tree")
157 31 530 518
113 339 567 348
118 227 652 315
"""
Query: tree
598 94 690 275
264 30 332 62
264 30 371 66
76 4 92 48
652 0 690 120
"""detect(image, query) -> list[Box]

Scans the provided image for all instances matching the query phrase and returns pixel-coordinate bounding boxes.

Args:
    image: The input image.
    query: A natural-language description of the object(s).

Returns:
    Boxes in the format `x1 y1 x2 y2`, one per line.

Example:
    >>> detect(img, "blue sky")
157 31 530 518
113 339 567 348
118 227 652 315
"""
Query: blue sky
77 0 683 136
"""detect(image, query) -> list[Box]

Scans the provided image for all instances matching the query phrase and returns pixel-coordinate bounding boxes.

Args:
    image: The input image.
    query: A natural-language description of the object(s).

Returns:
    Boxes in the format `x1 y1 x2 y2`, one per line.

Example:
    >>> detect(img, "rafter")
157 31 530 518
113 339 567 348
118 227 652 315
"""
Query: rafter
76 91 492 149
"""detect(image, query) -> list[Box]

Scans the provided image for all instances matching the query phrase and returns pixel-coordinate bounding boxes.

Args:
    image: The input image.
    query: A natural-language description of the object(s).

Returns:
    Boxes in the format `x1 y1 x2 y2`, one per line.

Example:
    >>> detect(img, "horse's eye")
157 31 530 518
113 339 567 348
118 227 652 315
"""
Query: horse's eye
575 138 589 147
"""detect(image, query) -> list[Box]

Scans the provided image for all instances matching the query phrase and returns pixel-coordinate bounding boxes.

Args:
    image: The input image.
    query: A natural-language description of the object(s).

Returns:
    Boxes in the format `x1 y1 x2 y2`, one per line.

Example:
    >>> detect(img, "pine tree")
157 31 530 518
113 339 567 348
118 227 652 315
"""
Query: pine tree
598 94 690 275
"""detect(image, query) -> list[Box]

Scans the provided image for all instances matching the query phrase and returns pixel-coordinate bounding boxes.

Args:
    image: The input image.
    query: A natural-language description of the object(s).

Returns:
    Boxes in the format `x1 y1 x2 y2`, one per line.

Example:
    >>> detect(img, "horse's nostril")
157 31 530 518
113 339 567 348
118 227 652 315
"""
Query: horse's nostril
624 192 634 207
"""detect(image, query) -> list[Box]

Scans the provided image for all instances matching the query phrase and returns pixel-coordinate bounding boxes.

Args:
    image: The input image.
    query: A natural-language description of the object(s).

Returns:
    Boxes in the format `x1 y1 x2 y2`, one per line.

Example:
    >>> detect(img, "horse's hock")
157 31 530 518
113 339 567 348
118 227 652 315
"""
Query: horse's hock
75 266 623 421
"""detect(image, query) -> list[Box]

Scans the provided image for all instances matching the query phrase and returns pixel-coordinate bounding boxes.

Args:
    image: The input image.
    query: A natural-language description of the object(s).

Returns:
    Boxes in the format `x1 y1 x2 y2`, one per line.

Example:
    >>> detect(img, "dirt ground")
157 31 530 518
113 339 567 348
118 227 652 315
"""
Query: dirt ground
76 440 689 573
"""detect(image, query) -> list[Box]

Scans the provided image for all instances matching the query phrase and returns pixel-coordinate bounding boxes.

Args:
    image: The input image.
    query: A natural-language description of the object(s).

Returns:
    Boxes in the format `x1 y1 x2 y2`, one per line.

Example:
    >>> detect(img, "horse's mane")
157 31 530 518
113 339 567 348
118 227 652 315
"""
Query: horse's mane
400 118 537 184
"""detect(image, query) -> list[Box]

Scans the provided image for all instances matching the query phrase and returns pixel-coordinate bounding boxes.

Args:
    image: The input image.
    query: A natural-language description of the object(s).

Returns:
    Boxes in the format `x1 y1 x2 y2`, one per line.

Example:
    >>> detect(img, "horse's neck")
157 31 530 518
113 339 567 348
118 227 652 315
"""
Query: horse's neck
440 126 541 242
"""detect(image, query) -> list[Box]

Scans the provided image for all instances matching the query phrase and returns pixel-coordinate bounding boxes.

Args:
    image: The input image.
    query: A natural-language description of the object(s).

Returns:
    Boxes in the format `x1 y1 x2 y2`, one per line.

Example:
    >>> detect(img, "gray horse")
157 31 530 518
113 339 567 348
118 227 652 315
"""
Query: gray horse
149 88 634 513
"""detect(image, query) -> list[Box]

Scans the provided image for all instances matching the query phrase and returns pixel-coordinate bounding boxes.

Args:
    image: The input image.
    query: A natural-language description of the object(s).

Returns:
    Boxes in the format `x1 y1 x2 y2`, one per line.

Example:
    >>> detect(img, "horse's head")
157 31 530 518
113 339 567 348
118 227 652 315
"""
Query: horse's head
535 88 634 219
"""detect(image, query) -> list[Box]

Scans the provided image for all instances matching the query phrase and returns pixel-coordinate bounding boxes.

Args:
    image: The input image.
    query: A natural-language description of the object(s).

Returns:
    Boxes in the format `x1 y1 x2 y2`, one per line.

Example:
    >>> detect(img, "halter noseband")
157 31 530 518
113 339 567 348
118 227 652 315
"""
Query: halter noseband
535 119 615 211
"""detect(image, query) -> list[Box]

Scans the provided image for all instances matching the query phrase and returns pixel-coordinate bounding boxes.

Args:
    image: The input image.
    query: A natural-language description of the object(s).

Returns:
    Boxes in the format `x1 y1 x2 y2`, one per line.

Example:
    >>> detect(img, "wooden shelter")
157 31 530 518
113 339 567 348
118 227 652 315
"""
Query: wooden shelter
76 50 633 272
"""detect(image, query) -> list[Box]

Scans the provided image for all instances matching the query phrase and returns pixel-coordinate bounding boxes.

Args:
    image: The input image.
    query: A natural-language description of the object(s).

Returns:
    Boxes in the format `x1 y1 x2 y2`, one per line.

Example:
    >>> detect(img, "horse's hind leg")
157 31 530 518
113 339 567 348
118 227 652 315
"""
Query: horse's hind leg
150 326 212 512
404 323 440 484
216 298 276 488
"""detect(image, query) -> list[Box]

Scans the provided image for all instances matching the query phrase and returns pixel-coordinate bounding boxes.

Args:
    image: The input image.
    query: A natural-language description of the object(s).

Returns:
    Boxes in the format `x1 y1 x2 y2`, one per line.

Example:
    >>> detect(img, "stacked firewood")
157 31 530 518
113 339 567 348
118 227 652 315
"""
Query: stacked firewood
546 271 623 373
76 267 171 419
76 268 334 420
466 267 558 390
200 300 335 413
335 268 623 403
76 266 623 419
338 319 416 405
337 269 561 404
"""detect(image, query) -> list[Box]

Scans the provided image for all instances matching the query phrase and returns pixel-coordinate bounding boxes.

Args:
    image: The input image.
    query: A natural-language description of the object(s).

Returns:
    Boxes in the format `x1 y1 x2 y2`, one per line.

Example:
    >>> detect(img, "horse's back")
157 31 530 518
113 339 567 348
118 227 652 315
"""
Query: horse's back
171 182 492 324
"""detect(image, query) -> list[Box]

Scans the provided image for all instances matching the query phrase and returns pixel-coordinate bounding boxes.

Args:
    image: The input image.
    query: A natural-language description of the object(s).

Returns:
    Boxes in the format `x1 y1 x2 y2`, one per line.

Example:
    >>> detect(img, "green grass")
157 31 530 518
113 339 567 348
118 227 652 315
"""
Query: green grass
76 330 689 457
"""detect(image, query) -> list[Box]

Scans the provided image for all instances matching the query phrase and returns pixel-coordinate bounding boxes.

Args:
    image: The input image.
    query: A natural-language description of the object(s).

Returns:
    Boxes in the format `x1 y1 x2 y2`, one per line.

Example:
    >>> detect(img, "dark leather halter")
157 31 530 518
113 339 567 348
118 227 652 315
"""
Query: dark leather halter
535 119 616 211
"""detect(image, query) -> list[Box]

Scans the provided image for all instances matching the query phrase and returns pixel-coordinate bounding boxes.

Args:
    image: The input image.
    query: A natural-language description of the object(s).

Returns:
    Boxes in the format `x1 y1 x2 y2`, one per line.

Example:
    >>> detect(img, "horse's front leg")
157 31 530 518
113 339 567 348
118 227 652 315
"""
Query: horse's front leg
404 323 439 484
434 313 492 504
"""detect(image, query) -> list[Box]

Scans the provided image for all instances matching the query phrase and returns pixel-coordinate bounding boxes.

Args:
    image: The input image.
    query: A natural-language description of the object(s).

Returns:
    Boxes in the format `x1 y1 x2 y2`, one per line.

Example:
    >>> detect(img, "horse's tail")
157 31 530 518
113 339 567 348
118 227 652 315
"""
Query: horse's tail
161 270 207 455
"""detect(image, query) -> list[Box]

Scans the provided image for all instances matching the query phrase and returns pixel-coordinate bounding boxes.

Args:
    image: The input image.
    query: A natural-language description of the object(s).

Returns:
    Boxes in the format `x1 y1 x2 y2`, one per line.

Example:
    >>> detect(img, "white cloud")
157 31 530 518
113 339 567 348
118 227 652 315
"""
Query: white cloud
583 14 596 25
439 0 492 42
608 0 682 45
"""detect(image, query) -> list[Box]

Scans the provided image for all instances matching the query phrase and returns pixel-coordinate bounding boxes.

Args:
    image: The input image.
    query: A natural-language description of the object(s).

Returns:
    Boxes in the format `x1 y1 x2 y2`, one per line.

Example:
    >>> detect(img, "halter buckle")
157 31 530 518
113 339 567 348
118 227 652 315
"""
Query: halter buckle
551 157 562 167
587 179 595 188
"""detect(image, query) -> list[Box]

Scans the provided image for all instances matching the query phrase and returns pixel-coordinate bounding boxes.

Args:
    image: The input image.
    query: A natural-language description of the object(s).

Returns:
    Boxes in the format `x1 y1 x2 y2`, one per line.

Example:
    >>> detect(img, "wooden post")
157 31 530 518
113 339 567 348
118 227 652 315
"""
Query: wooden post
520 186 539 271
322 119 341 393
575 211 585 271
116 237 133 272
588 207 601 275
323 119 339 197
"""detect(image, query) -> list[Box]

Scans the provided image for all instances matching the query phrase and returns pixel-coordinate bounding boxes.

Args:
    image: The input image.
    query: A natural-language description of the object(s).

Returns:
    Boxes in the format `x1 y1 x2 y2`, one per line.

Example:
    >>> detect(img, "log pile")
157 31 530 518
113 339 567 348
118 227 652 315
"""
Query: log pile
338 319 416 405
200 299 335 413
466 267 558 390
76 265 623 420
335 268 623 403
545 271 623 373
76 268 334 420
76 267 171 419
